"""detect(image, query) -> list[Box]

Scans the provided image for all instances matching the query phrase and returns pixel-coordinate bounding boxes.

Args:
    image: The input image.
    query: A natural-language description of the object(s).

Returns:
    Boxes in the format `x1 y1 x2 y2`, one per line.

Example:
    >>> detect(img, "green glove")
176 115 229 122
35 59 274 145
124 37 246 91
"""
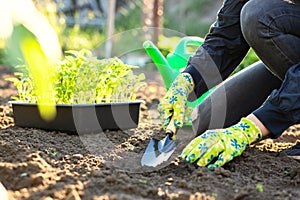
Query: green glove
180 118 262 169
158 73 194 139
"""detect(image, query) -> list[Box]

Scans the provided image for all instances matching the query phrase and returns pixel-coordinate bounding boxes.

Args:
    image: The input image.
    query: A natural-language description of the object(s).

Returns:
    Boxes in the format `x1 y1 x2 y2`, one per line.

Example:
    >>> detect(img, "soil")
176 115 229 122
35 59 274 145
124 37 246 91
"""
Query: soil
0 64 300 200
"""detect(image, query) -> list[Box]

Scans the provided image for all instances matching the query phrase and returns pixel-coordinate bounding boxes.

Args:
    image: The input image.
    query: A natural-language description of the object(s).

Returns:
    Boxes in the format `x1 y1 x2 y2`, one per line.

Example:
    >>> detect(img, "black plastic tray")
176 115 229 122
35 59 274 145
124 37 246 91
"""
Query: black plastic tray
10 101 143 134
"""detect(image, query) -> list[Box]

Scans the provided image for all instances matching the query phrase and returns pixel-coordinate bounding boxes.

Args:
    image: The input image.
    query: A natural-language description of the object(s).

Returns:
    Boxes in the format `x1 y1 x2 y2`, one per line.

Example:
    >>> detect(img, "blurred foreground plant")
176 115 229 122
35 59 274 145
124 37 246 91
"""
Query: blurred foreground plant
8 49 147 104
0 0 62 121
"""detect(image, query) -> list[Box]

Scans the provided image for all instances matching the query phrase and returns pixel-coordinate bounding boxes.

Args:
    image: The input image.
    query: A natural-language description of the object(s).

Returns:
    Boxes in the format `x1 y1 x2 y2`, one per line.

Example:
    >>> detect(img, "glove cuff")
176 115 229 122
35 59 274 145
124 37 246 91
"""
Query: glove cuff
232 118 263 145
173 73 194 93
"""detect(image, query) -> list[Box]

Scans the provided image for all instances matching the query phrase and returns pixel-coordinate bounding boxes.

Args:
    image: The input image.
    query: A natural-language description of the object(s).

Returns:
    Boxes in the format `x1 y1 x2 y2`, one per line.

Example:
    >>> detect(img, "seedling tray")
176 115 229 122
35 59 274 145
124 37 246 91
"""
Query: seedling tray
10 101 143 134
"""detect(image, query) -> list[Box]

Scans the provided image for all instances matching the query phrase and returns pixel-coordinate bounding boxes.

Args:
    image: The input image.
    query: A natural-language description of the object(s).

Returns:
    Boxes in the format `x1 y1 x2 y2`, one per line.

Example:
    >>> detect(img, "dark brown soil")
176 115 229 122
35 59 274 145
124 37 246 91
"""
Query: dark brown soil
0 64 300 200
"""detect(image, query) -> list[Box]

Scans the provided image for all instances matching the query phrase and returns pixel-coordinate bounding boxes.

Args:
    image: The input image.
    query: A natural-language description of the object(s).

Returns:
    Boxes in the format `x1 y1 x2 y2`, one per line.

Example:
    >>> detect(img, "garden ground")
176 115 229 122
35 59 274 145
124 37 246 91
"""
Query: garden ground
0 64 300 200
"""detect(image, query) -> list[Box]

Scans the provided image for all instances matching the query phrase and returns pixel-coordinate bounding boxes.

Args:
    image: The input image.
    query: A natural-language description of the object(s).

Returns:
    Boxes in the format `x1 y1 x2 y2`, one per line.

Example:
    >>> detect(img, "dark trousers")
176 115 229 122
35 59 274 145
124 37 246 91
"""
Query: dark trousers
186 0 300 137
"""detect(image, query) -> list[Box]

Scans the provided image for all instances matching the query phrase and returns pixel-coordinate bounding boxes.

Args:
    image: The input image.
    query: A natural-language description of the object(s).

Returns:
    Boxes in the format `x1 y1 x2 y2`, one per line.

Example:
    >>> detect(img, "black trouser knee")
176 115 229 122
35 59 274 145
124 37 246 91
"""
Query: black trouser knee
192 61 281 135
241 0 300 80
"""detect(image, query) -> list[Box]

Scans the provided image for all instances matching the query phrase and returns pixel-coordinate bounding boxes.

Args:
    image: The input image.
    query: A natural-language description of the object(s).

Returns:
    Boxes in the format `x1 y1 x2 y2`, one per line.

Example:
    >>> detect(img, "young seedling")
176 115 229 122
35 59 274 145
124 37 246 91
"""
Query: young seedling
211 192 218 198
47 147 58 157
8 49 147 104
256 183 264 193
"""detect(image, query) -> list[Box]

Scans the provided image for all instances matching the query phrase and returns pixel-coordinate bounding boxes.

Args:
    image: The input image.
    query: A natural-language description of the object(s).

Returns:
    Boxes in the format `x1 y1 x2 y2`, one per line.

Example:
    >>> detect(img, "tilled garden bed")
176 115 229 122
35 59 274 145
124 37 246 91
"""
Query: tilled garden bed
0 65 299 200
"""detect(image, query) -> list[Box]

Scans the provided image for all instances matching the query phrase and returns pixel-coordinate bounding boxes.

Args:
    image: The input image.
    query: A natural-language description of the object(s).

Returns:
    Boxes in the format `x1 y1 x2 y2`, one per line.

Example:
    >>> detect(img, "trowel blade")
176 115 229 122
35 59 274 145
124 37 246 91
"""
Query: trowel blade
141 135 176 167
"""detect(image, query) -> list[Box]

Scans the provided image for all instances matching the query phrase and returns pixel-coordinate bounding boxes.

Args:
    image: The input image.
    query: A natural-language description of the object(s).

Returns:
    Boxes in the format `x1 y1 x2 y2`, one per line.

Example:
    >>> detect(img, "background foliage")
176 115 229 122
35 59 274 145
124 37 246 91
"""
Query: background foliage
0 0 259 72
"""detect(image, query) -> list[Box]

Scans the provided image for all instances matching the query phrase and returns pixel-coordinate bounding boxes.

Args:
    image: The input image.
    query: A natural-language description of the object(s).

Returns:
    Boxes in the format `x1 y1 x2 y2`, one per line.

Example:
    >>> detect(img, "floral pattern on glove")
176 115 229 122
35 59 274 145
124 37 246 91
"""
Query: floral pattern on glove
180 118 262 169
157 73 194 135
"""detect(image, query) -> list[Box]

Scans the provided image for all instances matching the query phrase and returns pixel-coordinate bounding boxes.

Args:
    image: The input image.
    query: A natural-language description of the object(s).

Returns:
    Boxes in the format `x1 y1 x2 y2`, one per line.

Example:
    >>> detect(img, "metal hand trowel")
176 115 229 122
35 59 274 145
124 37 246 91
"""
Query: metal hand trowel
141 118 177 167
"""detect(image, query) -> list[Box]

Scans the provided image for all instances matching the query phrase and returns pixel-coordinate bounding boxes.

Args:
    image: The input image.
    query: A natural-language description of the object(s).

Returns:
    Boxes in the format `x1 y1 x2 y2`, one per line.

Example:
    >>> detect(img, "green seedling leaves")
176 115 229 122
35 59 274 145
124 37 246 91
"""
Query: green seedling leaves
256 183 263 193
47 147 58 157
8 49 146 105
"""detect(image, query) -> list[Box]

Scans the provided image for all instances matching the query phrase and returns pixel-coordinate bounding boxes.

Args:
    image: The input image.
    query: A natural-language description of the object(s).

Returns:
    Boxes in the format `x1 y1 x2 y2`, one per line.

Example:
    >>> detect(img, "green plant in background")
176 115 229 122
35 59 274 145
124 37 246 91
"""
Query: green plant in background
233 48 260 74
61 25 105 51
115 1 143 31
164 0 219 37
33 0 105 53
8 49 147 104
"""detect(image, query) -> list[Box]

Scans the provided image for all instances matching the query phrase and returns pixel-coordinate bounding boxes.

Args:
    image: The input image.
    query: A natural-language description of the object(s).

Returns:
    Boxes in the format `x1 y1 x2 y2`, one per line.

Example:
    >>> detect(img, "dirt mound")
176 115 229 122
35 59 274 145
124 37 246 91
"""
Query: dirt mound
0 65 299 200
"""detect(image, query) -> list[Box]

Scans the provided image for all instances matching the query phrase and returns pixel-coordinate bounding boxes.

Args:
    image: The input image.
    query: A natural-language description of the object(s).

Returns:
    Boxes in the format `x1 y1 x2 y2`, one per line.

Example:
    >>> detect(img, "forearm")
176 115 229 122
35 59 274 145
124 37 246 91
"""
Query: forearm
246 114 270 138
183 0 250 100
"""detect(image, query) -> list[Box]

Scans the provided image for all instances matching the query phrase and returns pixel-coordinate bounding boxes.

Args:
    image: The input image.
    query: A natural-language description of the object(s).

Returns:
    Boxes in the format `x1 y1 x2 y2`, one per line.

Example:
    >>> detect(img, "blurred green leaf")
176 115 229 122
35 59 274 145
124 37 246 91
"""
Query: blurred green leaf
6 25 56 121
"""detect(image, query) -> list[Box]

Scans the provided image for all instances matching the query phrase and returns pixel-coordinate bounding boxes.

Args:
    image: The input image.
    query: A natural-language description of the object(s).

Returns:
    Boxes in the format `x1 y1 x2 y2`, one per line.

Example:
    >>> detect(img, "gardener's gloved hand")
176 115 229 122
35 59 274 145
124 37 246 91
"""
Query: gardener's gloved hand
158 73 194 140
180 118 262 169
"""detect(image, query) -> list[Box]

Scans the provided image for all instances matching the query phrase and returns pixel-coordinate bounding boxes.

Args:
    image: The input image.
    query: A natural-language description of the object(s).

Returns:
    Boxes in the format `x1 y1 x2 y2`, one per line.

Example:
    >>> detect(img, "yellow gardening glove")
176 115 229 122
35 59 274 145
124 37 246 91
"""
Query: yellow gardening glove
158 73 194 140
180 118 262 169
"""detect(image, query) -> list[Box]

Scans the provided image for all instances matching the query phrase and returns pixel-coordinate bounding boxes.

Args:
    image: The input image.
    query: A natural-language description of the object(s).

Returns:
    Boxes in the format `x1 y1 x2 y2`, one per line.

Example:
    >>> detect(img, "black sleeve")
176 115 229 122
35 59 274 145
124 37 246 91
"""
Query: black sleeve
253 62 300 138
183 0 250 101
